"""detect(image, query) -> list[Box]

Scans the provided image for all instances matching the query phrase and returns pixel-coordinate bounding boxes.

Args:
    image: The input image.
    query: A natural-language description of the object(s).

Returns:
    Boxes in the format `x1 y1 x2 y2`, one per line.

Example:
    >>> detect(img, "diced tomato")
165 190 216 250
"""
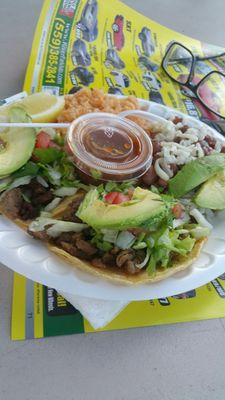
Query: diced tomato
114 193 131 204
104 192 119 204
35 131 51 149
48 141 60 149
104 191 130 204
172 203 184 219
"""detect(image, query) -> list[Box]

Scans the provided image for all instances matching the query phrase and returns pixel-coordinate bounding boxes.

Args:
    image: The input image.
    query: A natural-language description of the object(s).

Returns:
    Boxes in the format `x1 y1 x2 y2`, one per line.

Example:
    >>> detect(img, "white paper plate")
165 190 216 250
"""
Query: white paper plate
1 99 225 300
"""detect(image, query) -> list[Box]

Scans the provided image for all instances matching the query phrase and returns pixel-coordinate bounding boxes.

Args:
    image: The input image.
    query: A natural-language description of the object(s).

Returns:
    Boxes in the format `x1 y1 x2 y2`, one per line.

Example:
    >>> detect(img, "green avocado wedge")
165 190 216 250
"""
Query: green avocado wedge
169 154 225 198
0 127 36 178
76 187 167 230
195 169 225 210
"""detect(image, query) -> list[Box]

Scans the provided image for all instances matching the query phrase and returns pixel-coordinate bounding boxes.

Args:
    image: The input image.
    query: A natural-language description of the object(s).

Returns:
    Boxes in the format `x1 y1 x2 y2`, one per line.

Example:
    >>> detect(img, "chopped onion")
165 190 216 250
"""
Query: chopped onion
135 248 151 269
37 175 49 188
47 167 61 185
173 212 190 228
115 231 135 249
54 187 78 197
29 217 87 238
190 208 213 229
101 229 118 243
46 222 86 238
8 176 32 190
154 158 170 181
44 197 61 212
40 211 52 218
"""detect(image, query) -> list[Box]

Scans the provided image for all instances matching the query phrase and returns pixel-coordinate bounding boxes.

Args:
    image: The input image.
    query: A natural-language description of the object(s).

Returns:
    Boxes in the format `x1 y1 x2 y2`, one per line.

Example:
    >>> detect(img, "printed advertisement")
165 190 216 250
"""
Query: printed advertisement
11 272 225 340
24 0 225 131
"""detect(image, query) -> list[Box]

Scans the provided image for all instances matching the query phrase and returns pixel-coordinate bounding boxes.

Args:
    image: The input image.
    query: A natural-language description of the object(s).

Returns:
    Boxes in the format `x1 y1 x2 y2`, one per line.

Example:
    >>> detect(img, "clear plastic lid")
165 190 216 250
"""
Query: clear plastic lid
67 112 153 182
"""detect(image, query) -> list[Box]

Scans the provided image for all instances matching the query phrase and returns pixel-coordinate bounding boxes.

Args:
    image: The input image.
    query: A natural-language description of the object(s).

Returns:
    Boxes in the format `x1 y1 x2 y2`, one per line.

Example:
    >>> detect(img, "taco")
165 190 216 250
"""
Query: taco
0 89 224 285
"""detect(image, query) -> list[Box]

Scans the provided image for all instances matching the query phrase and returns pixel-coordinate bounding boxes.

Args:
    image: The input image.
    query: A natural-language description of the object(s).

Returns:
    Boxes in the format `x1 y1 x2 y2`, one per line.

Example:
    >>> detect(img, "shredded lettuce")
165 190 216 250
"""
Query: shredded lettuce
189 226 211 239
145 225 196 276
91 231 113 252
133 242 147 250
33 148 63 164
96 181 136 198
101 229 118 243
12 161 39 179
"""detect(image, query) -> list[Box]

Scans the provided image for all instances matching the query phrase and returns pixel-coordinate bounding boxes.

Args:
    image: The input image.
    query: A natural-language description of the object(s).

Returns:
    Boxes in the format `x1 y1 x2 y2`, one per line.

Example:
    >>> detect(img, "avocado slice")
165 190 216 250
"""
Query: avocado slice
0 127 36 178
77 187 167 230
195 169 225 209
169 154 225 198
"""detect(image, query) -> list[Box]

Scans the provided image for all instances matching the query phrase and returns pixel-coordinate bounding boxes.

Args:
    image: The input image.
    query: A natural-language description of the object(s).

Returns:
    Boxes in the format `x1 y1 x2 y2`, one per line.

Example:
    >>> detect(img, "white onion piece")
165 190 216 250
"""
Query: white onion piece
8 176 32 190
44 197 61 212
154 158 170 181
54 187 78 197
190 208 213 229
116 231 135 250
29 217 87 237
135 248 151 269
46 222 87 238
47 167 61 184
37 175 49 188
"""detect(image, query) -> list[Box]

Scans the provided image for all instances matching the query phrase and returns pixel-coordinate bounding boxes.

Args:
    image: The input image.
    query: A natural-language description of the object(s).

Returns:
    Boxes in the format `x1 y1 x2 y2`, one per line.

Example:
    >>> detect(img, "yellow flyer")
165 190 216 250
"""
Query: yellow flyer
10 0 225 340
24 0 225 123
11 272 225 339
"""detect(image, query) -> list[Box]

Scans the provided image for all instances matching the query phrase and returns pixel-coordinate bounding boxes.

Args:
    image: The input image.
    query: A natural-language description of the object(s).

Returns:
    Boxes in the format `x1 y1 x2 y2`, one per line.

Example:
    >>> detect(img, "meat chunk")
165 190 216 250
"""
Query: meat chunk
0 188 23 219
29 229 49 241
62 192 85 222
75 238 97 256
141 165 158 186
19 202 39 220
180 125 189 133
152 140 162 155
116 249 135 268
32 191 54 206
173 116 183 124
102 252 116 266
54 231 97 260
59 241 82 257
204 135 216 149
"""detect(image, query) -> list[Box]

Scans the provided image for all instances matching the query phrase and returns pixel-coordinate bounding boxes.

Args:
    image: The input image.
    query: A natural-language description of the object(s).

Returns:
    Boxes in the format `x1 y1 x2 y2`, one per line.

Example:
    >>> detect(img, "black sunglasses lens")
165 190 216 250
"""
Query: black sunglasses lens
163 43 193 84
197 73 225 118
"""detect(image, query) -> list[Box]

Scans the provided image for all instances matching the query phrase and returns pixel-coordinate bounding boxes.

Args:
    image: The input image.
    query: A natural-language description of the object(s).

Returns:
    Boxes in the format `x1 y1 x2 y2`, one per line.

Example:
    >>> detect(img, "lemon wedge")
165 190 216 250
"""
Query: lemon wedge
0 93 65 123
17 93 65 122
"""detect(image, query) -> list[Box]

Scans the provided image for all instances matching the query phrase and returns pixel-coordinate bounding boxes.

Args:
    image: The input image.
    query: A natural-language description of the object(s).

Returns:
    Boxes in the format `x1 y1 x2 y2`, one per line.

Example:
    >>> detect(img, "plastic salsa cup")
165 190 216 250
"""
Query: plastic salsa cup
66 112 153 182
